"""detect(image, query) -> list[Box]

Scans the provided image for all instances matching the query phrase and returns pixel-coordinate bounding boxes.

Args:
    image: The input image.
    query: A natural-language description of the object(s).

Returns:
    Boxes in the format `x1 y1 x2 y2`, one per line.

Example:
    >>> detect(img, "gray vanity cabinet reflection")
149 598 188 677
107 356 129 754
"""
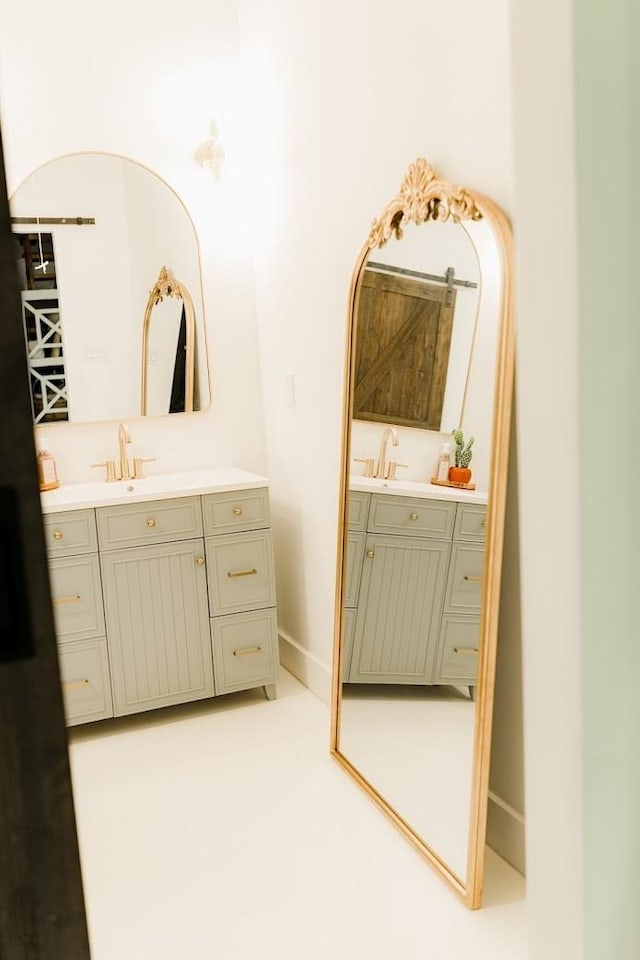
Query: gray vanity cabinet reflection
344 491 486 687
343 491 370 672
348 534 450 682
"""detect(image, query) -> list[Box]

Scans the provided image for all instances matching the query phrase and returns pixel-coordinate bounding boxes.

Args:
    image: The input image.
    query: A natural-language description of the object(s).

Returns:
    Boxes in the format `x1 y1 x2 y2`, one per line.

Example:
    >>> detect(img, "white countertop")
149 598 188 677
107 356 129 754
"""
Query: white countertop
349 475 488 505
40 467 270 514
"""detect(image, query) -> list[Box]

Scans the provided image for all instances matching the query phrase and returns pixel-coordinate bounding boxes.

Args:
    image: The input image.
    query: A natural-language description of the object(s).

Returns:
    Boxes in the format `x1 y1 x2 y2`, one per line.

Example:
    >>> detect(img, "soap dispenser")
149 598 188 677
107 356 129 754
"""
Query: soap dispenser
435 443 451 482
36 435 60 491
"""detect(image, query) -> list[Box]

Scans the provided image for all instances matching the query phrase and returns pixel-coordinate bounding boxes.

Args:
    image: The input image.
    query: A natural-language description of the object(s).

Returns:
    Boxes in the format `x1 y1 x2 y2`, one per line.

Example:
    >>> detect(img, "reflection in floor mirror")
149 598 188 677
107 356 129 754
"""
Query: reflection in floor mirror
331 158 514 909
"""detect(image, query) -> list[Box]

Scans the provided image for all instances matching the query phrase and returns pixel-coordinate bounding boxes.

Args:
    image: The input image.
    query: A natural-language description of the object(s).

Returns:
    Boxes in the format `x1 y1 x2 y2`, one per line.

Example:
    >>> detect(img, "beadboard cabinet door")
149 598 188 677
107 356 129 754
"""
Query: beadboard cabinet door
349 534 450 683
101 539 214 716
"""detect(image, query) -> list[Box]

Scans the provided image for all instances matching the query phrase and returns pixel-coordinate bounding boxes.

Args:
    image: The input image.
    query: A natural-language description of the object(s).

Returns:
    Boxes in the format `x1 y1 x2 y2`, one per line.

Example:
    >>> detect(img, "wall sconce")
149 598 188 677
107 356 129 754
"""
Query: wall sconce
194 121 225 178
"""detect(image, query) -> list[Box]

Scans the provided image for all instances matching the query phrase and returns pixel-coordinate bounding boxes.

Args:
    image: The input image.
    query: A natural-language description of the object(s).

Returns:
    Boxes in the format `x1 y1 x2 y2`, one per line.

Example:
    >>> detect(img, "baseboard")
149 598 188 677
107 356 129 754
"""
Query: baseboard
487 791 526 876
278 631 332 704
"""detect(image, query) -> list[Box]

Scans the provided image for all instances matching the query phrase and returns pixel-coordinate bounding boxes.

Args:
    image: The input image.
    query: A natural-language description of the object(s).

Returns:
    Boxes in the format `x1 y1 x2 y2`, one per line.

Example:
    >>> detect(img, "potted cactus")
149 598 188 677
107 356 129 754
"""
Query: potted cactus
449 429 474 485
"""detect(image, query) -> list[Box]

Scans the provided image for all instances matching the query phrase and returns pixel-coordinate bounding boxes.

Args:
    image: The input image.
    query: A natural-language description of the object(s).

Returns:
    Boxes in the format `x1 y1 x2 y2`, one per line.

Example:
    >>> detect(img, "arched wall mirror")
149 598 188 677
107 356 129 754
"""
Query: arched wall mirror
330 159 514 909
10 153 210 425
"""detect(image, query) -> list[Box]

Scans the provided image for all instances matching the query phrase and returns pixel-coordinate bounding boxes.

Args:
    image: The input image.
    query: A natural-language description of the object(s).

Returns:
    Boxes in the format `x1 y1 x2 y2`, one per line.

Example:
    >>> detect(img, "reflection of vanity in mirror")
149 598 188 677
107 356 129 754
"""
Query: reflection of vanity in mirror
331 159 513 909
11 153 209 424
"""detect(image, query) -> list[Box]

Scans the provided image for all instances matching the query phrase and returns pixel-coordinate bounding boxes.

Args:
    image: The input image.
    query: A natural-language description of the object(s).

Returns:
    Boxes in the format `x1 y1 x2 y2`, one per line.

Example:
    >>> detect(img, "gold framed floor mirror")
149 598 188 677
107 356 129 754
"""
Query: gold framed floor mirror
330 158 514 909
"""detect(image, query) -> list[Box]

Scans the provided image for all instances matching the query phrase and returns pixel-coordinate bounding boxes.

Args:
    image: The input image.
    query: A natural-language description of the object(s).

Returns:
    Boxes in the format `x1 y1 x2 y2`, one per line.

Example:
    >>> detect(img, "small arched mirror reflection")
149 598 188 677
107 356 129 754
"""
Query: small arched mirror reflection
141 266 196 417
10 153 210 425
331 159 514 909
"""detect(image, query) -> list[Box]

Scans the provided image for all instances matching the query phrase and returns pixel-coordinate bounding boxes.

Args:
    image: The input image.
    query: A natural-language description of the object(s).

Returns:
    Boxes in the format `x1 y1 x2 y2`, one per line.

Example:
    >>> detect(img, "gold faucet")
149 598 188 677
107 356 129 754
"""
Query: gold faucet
118 422 133 481
375 427 399 479
90 423 155 482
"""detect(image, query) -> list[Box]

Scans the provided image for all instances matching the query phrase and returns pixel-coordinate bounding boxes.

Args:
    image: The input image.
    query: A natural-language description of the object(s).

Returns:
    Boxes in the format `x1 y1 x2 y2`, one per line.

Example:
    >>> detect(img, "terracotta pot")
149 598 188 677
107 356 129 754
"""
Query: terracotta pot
448 466 472 485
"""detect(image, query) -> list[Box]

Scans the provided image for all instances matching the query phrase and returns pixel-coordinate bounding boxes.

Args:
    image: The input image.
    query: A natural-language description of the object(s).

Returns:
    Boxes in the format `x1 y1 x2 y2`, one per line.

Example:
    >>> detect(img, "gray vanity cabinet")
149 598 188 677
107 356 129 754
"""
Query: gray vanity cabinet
345 491 486 687
44 484 279 725
44 509 113 725
203 488 278 699
100 539 214 716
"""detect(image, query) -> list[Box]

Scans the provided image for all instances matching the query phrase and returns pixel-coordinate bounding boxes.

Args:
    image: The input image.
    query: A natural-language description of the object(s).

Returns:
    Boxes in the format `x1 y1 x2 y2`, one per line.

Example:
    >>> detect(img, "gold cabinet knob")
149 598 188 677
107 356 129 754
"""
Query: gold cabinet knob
146 518 157 528
409 513 418 521
366 550 375 559
196 557 205 566
53 530 64 541
481 518 487 528
232 507 243 516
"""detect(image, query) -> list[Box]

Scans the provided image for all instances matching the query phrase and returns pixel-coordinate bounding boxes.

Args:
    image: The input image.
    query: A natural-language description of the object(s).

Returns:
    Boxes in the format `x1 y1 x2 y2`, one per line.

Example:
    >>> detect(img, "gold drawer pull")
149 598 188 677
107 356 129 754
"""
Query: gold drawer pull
62 678 90 690
232 507 243 516
233 646 262 658
481 518 487 528
366 550 375 559
53 595 82 606
53 530 64 541
196 557 205 566
409 513 419 521
227 568 258 578
453 647 478 656
146 518 157 528
464 575 483 583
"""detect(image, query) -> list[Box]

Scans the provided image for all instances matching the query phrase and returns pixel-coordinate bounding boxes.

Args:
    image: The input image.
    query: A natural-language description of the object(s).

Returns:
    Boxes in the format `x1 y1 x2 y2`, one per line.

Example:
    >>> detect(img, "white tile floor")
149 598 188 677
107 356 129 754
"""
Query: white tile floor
68 668 526 960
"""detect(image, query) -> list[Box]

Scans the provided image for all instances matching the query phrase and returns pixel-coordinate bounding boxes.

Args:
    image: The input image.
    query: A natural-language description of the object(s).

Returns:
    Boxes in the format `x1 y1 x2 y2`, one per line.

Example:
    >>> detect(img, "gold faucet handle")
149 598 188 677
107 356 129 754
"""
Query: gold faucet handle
90 460 117 483
133 457 156 480
354 457 375 478
386 462 409 481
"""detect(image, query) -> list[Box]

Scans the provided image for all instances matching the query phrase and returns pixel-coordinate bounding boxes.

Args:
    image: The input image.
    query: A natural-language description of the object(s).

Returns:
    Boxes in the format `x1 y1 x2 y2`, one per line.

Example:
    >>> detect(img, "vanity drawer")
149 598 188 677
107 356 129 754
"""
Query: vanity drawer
44 509 98 557
206 530 276 616
49 554 105 641
437 617 480 684
96 496 203 550
202 487 270 536
454 503 487 542
444 543 485 615
367 494 456 539
58 636 113 725
347 491 371 532
210 608 278 695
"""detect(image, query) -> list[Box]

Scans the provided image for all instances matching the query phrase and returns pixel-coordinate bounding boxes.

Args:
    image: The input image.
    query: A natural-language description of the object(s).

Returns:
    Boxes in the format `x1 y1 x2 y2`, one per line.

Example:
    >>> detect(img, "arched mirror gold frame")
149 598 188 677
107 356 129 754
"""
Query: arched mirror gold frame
330 159 514 909
141 265 196 415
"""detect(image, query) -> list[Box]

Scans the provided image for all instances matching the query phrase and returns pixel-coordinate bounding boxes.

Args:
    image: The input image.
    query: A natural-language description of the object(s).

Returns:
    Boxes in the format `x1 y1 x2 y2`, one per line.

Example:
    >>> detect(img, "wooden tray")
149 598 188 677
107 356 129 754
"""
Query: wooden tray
430 476 477 491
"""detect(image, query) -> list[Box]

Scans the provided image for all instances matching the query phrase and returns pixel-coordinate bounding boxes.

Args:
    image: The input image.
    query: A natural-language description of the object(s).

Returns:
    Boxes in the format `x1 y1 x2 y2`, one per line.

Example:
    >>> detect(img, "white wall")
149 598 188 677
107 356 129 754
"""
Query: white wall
238 0 515 697
0 0 267 480
510 0 583 956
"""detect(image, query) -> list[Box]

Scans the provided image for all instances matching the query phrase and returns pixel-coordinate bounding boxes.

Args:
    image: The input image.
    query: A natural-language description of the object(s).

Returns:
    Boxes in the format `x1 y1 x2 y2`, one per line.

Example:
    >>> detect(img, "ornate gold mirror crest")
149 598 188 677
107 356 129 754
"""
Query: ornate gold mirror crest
330 158 514 909
367 159 483 249
141 265 196 416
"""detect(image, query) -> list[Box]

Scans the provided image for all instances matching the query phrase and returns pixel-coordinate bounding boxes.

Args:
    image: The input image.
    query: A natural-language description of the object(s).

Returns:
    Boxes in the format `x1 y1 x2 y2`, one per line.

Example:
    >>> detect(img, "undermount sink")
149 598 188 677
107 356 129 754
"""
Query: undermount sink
40 467 269 514
349 474 488 505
